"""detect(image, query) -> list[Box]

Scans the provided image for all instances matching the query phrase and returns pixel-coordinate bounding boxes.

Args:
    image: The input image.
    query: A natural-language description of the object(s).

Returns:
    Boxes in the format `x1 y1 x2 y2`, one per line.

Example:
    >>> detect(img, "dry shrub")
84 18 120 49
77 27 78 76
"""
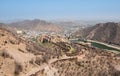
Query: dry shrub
0 50 12 58
14 62 23 75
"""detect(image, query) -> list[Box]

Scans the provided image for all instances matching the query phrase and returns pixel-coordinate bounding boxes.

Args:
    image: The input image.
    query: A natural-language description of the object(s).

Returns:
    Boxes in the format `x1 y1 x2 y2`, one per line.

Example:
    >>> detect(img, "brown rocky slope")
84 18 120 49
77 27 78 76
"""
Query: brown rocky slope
0 24 120 76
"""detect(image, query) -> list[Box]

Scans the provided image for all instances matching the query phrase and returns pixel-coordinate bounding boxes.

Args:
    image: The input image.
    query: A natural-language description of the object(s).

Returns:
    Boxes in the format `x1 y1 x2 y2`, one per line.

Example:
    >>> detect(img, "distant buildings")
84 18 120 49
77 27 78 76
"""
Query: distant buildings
16 30 23 34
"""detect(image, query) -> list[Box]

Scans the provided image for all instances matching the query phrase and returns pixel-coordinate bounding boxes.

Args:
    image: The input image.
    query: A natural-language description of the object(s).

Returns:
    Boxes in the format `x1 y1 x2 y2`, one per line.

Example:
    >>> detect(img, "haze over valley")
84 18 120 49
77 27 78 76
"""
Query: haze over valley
0 0 120 76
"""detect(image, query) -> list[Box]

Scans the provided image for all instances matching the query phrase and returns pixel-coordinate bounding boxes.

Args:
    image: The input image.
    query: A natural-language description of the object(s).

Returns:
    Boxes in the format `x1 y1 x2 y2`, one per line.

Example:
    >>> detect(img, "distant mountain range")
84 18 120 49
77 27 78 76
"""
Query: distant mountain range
74 22 120 45
8 19 92 34
8 19 63 33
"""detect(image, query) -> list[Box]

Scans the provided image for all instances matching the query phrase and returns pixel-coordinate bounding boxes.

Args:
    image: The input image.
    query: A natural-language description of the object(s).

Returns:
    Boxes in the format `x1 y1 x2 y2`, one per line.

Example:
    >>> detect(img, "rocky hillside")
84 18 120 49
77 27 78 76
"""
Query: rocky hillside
0 24 51 76
8 19 63 33
74 22 120 45
0 24 120 76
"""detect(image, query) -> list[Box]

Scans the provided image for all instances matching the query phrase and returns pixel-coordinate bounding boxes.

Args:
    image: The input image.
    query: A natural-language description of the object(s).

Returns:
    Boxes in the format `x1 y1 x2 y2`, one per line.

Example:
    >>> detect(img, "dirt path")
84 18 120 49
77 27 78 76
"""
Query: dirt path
25 64 47 76
48 55 77 64
24 55 77 76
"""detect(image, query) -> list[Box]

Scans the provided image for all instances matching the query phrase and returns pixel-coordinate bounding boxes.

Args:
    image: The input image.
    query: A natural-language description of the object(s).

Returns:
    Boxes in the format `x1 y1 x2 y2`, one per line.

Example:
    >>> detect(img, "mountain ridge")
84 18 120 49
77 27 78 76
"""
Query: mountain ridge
8 19 63 33
74 22 120 45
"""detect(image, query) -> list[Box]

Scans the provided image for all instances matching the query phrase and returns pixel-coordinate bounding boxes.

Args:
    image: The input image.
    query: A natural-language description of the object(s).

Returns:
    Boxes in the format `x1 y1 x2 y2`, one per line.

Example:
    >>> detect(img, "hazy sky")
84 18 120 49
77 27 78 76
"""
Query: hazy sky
0 0 120 21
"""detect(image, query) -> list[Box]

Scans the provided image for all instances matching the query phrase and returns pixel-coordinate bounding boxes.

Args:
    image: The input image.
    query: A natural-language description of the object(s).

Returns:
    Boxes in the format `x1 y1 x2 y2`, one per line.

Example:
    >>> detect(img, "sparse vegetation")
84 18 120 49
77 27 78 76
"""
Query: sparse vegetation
0 50 12 59
14 63 23 75
70 46 75 54
31 37 36 42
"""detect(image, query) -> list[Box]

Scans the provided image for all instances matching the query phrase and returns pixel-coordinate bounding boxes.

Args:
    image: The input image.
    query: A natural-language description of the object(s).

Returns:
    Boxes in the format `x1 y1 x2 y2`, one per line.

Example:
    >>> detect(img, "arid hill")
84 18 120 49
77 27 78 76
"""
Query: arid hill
74 22 120 45
0 24 120 76
8 19 63 33
0 24 49 76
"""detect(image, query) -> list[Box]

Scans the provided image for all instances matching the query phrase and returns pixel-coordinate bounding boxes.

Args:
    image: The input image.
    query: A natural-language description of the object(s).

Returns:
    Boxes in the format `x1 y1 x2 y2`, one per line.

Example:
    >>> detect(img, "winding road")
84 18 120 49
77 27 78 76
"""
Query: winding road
22 55 77 76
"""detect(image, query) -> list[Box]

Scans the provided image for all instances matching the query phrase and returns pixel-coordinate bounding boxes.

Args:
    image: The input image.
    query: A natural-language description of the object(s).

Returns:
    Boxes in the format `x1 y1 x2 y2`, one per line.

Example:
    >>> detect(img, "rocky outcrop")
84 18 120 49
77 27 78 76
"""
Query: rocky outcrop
38 34 69 43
